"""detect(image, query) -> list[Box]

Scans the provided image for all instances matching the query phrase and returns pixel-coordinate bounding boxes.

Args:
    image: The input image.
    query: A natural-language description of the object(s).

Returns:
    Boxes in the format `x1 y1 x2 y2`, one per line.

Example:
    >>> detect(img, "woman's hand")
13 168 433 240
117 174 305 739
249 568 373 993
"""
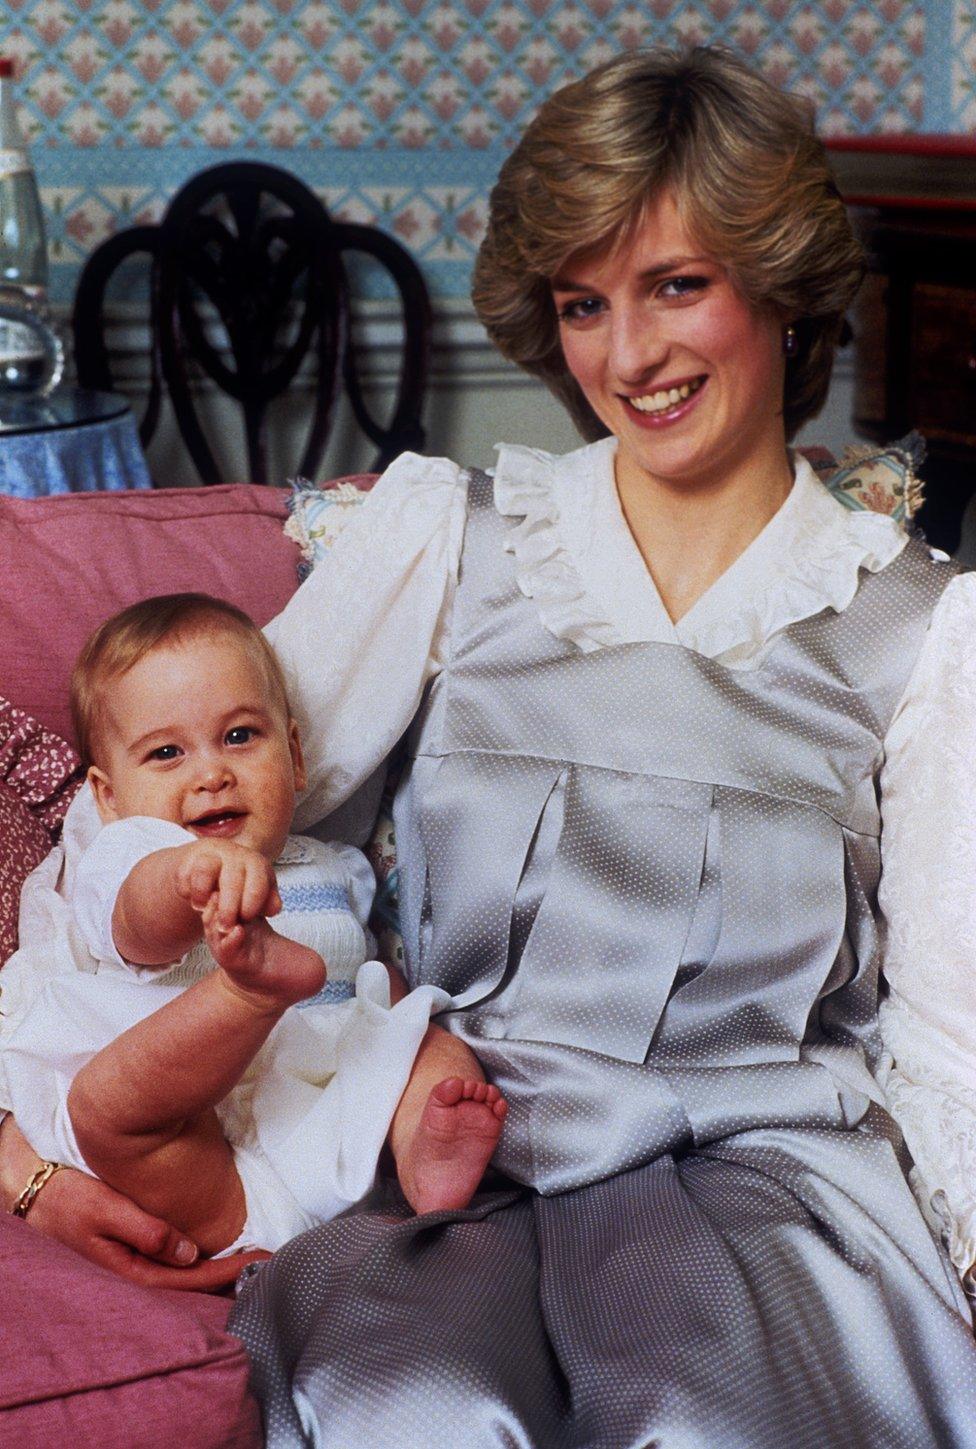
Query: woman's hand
0 1115 269 1291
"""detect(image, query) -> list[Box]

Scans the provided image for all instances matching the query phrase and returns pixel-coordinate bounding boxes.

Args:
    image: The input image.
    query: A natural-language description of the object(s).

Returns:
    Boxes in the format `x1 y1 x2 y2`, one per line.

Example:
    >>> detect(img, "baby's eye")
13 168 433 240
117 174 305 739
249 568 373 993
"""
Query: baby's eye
149 744 181 762
225 726 256 746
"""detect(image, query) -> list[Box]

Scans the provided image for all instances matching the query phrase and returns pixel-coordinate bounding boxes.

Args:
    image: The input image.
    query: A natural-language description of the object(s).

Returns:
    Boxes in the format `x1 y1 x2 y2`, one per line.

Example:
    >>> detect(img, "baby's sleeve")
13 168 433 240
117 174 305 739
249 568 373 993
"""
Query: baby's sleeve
71 816 195 970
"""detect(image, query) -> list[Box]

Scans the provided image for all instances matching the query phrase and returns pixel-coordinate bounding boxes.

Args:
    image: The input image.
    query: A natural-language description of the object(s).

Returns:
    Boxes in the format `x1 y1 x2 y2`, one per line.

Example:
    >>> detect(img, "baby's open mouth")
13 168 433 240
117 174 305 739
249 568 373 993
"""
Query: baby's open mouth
189 810 245 831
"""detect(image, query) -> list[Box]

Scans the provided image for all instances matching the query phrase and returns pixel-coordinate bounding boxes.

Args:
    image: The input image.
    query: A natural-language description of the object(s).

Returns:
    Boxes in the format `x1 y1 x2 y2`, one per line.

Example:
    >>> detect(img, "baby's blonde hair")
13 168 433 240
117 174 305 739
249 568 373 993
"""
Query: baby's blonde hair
71 593 290 767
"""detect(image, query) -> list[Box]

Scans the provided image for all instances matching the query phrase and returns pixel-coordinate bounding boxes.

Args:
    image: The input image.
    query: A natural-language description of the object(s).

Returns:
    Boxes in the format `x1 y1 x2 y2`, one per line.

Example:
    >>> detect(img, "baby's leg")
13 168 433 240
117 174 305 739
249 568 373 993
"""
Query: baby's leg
389 1013 507 1215
69 917 325 1256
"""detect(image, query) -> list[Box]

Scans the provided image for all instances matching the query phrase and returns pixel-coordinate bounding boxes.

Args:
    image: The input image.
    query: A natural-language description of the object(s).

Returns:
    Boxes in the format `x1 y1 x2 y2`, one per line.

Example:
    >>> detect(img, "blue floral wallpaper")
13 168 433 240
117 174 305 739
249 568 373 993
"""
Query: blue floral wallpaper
3 0 973 302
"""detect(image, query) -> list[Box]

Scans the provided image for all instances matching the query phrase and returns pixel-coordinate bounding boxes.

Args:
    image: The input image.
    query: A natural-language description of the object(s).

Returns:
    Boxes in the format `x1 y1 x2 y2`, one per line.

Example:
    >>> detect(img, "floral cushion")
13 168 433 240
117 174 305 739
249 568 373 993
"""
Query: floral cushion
0 785 52 966
284 475 377 579
0 699 83 963
808 433 925 526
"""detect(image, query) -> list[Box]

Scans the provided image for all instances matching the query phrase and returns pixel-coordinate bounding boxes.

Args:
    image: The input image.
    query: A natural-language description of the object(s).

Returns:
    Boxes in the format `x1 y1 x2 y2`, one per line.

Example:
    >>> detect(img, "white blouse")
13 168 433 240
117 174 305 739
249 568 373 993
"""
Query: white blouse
266 436 976 1288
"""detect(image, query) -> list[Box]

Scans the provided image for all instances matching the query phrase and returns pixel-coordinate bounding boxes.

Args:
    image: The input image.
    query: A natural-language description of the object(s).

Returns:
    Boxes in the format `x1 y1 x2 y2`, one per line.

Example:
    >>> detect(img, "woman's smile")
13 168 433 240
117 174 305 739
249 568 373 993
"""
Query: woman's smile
623 374 706 422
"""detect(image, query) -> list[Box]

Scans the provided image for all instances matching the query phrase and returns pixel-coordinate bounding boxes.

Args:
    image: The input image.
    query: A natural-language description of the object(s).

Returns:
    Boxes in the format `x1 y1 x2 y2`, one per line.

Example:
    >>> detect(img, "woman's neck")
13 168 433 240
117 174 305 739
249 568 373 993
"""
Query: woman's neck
614 444 795 625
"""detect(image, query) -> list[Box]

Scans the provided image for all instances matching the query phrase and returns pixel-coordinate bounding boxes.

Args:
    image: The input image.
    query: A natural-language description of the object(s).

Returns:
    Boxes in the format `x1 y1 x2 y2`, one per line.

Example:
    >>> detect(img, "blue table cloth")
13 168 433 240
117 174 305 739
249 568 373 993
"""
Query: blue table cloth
0 403 151 497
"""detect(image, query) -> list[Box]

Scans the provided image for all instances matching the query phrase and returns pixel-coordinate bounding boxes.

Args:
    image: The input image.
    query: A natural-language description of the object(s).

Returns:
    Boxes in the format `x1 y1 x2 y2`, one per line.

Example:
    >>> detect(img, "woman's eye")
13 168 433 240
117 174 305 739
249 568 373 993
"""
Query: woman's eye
149 744 181 762
555 296 605 324
226 726 255 745
659 275 707 299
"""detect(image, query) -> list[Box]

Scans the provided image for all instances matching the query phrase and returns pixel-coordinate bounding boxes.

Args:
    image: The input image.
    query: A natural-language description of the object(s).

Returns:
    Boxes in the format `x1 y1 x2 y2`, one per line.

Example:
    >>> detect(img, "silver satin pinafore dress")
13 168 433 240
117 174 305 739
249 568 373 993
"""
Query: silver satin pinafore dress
231 470 976 1448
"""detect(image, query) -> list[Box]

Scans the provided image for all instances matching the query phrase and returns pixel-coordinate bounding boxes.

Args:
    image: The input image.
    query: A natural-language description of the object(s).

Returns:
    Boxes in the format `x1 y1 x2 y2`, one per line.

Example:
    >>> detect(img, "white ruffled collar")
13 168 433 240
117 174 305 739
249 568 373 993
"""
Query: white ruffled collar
492 436 907 668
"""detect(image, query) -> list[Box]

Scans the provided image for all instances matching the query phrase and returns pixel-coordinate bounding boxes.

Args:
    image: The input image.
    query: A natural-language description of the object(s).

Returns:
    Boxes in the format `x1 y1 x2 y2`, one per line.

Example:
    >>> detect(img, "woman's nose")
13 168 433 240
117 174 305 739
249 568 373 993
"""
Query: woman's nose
608 307 667 384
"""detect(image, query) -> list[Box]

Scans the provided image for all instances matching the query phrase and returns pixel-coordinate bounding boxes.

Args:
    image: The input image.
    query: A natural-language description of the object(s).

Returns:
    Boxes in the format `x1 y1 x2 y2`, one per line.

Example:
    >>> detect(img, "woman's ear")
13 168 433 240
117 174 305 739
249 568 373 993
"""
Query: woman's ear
288 719 307 794
86 765 119 824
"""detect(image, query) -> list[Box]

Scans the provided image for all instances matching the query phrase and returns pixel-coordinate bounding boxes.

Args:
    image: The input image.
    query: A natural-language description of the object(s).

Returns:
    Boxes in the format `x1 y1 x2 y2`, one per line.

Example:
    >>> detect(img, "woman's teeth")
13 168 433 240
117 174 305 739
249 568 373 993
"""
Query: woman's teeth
628 378 703 414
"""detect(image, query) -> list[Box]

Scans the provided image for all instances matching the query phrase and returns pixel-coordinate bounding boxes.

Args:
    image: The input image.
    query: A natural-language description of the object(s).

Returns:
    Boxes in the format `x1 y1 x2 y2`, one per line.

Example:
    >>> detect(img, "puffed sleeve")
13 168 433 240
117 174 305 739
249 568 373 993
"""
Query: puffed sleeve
878 570 976 1292
264 453 467 832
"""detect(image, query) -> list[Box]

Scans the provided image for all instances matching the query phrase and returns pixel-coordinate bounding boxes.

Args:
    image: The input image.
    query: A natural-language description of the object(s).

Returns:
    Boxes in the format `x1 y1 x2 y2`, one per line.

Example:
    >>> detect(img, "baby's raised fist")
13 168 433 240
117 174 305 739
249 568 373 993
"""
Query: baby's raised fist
174 839 282 927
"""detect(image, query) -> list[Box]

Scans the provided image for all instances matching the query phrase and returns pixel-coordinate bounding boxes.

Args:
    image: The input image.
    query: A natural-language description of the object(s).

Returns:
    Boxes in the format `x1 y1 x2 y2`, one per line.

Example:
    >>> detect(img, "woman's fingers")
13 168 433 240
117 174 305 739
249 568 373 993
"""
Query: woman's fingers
96 1239 271 1293
98 1192 200 1264
23 1163 270 1292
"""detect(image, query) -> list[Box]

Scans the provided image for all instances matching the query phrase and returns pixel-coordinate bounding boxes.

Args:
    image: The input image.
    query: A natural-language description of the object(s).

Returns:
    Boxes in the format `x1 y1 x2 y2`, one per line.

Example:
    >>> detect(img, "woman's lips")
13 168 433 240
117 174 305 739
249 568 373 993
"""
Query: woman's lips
623 375 706 427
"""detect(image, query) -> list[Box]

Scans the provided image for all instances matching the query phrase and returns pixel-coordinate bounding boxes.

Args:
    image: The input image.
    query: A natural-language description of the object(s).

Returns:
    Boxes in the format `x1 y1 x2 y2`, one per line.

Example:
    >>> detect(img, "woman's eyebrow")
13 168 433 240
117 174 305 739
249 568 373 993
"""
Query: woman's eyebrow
550 255 709 290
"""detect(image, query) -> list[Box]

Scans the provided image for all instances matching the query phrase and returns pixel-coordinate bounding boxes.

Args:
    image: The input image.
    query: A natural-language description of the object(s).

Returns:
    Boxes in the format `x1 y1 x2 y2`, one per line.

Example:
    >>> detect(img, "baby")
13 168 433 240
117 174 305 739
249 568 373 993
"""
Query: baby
0 593 505 1257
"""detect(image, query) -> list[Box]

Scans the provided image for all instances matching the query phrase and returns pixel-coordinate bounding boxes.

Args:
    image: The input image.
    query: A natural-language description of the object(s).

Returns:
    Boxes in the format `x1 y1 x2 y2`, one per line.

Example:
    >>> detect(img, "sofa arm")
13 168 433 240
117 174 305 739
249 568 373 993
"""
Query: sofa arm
0 1214 261 1447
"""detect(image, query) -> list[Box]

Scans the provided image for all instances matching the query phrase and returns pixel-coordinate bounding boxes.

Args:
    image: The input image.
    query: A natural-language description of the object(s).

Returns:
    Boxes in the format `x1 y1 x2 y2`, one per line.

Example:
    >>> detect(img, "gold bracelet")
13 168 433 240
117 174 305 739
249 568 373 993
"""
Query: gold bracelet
10 1160 64 1219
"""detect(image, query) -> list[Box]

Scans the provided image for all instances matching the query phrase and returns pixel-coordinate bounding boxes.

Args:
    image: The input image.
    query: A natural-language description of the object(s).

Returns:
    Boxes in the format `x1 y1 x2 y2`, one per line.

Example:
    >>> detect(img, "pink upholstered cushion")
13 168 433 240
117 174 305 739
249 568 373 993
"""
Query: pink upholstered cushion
0 483 297 748
0 1214 261 1446
0 698 83 961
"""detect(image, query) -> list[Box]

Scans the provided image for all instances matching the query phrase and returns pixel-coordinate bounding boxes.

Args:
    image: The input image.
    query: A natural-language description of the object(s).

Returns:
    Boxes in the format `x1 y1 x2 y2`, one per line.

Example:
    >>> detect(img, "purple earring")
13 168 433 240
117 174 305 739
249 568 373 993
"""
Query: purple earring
783 324 798 357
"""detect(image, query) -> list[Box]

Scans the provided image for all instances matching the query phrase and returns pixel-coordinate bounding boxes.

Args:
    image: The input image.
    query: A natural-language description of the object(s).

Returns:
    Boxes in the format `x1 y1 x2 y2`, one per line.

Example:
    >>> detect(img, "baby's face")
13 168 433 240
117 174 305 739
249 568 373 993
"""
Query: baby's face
88 632 305 862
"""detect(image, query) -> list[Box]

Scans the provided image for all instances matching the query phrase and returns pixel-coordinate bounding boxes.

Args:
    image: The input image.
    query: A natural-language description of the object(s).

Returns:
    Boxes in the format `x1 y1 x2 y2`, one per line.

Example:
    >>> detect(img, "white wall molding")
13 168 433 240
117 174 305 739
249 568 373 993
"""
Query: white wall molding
58 296 538 391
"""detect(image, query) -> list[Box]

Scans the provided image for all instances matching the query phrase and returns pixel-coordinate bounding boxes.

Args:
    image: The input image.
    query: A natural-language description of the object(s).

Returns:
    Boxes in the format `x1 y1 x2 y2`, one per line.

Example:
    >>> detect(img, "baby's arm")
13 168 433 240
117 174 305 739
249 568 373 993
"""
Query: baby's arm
385 967 507 1214
112 839 282 966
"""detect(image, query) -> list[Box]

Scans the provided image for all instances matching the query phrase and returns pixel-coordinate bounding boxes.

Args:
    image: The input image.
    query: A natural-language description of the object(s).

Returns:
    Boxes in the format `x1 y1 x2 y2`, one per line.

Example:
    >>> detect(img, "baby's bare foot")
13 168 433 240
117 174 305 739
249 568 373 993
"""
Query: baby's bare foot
205 912 326 1012
398 1077 508 1215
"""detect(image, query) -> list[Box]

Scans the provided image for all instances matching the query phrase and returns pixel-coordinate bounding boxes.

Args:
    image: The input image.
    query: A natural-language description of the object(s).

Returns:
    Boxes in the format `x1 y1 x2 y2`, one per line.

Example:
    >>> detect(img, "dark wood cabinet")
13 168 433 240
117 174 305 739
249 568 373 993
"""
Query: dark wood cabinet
828 138 976 553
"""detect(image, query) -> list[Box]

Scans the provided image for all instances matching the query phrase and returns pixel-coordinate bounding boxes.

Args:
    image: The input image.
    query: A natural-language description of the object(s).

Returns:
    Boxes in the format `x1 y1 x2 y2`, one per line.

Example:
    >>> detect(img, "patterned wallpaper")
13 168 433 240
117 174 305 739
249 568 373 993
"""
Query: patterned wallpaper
3 0 973 302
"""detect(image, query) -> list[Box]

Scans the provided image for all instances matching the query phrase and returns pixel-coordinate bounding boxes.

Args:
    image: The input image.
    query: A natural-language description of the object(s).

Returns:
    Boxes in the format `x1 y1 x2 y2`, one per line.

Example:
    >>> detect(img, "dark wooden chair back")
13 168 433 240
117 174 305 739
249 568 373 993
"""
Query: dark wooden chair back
71 225 163 450
72 162 432 484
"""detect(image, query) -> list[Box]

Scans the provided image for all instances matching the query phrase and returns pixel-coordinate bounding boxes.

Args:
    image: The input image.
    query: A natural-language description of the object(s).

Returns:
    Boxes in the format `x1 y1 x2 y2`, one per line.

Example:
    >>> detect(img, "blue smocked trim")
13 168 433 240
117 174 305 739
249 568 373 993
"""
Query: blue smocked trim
295 980 357 1010
278 883 351 913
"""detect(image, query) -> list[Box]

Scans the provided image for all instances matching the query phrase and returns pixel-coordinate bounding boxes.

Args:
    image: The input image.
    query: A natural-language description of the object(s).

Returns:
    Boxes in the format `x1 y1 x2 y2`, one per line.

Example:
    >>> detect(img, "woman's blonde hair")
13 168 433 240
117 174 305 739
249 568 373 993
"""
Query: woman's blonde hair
472 45 865 441
71 593 290 767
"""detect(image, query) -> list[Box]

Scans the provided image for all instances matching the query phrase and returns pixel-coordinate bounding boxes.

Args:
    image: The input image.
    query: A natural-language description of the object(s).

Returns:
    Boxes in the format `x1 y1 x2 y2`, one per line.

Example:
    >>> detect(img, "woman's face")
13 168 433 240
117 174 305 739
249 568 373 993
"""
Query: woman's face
551 192 788 499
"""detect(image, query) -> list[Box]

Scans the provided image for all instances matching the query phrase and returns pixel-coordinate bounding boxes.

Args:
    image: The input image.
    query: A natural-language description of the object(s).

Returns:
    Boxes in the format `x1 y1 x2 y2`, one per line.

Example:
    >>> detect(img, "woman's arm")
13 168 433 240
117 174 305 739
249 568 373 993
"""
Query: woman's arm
0 1114 266 1289
265 452 466 830
878 569 976 1289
